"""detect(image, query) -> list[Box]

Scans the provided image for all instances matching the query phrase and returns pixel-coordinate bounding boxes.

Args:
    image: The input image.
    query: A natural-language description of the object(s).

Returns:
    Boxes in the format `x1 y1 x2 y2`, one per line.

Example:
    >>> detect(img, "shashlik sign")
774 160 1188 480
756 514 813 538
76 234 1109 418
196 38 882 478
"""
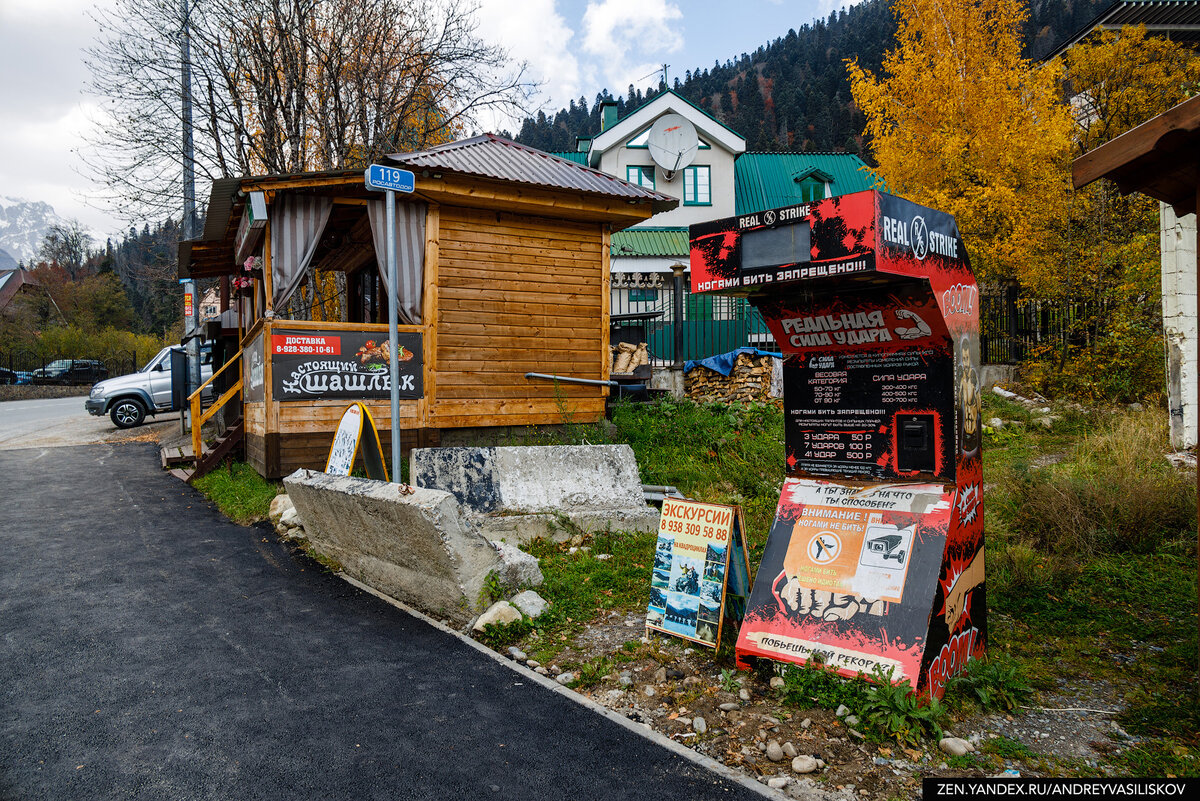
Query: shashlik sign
646 498 751 648
270 328 423 401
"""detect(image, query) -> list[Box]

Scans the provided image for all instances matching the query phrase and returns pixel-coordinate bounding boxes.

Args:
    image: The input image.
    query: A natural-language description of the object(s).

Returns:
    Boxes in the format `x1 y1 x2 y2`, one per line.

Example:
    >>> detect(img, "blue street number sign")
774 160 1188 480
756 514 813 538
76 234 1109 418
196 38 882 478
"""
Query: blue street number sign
365 164 416 193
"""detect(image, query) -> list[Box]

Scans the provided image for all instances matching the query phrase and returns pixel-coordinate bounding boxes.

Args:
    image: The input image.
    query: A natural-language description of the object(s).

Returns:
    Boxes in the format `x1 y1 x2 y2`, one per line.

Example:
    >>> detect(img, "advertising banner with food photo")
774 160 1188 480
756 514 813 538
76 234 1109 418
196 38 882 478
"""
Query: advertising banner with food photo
271 329 423 401
646 498 751 648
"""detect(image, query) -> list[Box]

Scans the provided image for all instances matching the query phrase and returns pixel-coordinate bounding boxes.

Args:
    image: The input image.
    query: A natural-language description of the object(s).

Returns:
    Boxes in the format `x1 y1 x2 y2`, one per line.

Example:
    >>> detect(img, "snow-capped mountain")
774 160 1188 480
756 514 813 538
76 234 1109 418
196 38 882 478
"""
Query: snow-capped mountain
0 196 63 265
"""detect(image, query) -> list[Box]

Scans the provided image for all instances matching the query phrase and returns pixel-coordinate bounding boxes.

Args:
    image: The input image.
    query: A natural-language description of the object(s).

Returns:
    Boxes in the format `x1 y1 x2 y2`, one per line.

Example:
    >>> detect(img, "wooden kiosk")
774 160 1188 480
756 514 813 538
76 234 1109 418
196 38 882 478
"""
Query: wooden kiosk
181 135 674 478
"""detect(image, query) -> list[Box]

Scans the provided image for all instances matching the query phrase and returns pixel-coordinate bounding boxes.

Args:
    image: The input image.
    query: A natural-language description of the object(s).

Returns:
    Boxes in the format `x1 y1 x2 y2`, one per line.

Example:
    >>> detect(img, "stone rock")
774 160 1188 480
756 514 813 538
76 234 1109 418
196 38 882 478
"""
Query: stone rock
692 716 707 734
534 666 548 675
770 676 785 689
992 386 1017 400
766 741 785 762
800 718 811 729
556 672 576 686
739 688 751 701
509 590 549 619
1129 402 1145 412
283 470 501 625
987 417 1004 431
619 674 633 687
719 703 740 712
1034 416 1053 430
844 715 859 727
783 742 798 758
682 676 702 686
526 660 540 668
270 494 295 525
768 777 790 789
473 601 522 632
654 667 667 684
279 506 302 530
666 668 685 680
792 755 818 774
508 647 528 662
939 737 975 757
604 689 624 702
835 705 849 718
490 541 545 588
411 445 660 544
643 686 656 697
596 553 612 560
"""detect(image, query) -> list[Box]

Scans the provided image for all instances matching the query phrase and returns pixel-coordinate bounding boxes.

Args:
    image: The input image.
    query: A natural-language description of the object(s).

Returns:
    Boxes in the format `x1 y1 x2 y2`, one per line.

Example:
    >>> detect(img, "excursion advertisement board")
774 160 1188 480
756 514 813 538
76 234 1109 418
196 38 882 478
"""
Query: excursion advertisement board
270 329 423 402
689 189 986 697
646 498 751 648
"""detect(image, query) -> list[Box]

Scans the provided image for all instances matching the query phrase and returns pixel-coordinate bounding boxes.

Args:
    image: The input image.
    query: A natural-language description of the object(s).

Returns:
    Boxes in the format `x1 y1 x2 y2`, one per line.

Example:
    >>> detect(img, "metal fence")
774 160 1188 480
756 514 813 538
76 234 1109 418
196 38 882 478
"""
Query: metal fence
610 278 776 364
0 349 143 384
613 276 1091 367
981 287 1099 365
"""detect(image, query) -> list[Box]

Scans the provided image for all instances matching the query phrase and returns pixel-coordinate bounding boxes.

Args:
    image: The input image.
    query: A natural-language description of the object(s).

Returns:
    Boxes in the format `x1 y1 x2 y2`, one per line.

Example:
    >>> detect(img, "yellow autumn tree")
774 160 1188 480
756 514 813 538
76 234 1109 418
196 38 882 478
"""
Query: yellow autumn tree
846 0 1072 286
1018 25 1200 400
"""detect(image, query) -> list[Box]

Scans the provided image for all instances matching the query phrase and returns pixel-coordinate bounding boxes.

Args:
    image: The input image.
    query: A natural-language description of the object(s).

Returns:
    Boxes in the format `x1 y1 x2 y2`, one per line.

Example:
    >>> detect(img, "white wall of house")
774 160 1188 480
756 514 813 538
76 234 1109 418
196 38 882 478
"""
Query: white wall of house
597 142 739 228
1160 203 1197 449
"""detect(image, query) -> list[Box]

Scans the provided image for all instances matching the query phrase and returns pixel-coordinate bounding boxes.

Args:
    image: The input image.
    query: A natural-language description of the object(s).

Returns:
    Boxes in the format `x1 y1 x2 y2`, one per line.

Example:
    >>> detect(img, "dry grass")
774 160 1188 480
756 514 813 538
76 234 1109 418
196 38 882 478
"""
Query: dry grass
994 409 1194 557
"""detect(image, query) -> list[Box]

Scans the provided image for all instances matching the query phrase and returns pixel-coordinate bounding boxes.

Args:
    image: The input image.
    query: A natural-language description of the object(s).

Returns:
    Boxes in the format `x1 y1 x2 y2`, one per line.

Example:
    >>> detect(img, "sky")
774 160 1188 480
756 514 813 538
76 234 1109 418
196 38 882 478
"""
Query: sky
0 0 858 242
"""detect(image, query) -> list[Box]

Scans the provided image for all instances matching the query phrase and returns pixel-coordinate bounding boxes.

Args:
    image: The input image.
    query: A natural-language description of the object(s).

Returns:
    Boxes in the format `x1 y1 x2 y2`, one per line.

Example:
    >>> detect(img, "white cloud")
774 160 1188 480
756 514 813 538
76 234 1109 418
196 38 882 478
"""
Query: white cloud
582 0 683 57
473 0 581 130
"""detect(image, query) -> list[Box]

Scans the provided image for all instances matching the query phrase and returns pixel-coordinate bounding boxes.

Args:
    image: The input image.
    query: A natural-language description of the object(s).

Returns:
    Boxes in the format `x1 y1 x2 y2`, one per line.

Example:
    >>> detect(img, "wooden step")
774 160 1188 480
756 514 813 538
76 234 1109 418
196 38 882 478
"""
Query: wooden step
191 421 245 481
167 468 194 482
160 444 194 469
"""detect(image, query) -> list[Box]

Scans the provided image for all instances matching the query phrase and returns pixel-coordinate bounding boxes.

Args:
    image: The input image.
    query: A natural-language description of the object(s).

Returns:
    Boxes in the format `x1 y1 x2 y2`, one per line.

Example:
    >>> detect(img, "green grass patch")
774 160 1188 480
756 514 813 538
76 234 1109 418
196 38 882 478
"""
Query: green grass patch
191 460 281 524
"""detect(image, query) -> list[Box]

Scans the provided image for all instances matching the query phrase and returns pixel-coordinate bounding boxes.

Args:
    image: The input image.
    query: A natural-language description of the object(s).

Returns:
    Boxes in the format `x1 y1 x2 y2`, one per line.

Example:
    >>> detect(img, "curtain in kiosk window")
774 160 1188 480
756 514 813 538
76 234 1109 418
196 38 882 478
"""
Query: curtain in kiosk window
367 201 427 325
270 196 334 311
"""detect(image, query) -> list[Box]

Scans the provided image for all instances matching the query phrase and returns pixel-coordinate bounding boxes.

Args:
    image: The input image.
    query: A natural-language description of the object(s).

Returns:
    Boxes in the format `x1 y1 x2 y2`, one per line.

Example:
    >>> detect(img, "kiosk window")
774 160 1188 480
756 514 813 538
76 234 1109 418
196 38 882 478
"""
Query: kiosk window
742 222 811 270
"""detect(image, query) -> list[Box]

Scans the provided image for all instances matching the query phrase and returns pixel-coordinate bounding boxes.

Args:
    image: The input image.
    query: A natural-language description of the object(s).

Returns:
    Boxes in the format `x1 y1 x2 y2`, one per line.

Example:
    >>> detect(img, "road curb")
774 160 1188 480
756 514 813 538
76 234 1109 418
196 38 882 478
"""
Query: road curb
338 572 803 801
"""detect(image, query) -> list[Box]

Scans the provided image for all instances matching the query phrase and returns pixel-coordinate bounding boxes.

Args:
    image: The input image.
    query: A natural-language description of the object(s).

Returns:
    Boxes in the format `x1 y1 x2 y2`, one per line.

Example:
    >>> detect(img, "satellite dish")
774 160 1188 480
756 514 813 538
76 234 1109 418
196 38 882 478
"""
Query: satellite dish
646 114 699 181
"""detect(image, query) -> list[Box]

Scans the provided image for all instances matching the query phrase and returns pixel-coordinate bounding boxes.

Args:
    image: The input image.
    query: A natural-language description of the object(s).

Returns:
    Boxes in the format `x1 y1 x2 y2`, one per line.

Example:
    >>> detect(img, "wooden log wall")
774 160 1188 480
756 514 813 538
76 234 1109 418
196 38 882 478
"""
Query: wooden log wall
428 207 608 429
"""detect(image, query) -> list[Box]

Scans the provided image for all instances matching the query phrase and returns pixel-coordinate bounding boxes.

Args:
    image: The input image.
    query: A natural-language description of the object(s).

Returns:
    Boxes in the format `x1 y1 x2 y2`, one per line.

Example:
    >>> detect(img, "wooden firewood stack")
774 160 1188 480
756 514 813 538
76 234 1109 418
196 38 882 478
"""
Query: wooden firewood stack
685 353 777 403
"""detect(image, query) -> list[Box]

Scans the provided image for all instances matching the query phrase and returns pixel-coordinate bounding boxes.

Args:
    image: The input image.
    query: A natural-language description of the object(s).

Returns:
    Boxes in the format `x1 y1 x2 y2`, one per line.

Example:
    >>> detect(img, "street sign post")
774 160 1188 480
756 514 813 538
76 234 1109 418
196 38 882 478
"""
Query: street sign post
364 163 416 481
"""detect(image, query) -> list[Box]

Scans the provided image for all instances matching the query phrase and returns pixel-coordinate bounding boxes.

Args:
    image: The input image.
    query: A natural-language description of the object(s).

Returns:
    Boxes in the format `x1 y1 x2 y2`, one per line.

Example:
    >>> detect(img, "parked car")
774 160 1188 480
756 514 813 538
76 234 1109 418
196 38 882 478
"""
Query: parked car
85 345 213 428
30 359 109 385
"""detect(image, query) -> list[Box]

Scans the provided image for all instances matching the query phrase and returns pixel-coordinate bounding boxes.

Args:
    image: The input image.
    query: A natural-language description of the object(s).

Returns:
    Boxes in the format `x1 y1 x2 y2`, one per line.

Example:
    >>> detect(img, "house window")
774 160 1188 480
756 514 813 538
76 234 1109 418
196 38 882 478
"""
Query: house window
627 165 655 189
683 166 711 205
629 288 658 302
798 177 828 203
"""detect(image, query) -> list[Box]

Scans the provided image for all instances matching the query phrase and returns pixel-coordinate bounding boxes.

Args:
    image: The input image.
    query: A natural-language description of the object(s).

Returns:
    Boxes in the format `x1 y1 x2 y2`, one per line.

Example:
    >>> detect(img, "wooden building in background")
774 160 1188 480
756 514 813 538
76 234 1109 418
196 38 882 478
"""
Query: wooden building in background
181 134 675 478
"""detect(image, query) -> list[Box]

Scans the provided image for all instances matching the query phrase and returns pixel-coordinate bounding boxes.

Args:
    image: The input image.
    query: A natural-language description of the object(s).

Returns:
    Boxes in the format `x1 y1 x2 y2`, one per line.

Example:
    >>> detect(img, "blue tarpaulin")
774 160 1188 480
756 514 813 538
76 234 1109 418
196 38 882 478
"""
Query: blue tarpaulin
683 347 782 376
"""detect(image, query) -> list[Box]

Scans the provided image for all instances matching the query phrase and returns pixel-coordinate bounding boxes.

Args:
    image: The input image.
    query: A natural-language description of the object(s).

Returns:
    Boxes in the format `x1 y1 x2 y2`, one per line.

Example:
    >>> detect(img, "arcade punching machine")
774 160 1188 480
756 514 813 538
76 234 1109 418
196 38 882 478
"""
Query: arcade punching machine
689 190 985 698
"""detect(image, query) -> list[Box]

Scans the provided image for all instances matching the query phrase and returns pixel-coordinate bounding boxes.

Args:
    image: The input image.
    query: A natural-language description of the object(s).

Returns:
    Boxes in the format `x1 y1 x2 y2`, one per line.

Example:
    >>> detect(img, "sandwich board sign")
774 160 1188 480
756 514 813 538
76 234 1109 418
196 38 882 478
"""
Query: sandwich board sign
325 402 389 481
646 498 751 648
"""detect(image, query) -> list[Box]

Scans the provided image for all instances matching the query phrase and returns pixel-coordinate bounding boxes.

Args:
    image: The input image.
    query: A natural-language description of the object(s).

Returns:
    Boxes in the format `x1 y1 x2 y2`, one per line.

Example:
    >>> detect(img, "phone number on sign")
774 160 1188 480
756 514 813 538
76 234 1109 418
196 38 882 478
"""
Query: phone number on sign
275 345 339 355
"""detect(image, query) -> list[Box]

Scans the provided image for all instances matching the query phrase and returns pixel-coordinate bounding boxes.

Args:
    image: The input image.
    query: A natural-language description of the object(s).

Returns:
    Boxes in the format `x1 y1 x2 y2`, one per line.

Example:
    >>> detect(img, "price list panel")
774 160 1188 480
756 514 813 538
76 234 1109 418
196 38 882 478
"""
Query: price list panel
784 348 952 479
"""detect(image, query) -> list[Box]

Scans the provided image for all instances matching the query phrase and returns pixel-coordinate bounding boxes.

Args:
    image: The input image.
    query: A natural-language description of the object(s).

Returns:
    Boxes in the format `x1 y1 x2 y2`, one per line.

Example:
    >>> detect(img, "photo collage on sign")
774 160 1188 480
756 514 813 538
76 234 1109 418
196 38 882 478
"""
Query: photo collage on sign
646 499 749 648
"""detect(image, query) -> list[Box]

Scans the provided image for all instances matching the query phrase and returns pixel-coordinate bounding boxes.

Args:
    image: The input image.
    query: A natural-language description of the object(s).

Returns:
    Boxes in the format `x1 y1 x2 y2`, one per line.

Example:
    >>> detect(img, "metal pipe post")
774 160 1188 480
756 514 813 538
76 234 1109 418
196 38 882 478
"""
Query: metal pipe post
672 263 685 368
386 189 400 481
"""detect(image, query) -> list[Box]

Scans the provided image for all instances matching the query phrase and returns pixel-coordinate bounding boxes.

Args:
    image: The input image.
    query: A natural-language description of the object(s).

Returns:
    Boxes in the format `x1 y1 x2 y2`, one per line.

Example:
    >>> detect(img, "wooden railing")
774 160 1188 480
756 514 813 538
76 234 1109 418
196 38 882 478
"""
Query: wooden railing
189 349 244 463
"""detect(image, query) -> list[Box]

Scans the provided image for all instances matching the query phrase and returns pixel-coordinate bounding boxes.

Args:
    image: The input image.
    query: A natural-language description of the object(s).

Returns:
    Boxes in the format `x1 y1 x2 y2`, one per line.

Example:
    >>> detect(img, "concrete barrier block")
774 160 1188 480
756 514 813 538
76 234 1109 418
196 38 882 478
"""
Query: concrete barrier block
411 444 660 542
282 469 502 625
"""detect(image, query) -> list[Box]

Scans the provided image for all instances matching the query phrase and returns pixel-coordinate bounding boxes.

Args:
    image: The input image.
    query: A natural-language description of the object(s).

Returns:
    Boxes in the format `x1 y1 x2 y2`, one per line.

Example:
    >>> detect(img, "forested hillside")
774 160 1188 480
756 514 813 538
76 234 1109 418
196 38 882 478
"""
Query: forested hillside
511 0 1113 156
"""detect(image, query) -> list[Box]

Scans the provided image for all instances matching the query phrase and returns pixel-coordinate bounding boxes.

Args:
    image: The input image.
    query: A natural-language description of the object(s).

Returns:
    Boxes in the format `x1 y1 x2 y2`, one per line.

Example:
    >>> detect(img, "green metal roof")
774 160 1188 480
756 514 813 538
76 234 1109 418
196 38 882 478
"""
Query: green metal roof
548 151 589 164
611 227 690 257
734 153 882 215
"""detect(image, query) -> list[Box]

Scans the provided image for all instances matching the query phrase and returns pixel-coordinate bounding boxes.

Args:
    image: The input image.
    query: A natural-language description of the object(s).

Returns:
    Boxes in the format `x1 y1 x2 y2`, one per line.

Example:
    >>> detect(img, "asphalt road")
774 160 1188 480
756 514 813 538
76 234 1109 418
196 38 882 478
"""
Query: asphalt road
0 395 175 450
0 443 766 801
